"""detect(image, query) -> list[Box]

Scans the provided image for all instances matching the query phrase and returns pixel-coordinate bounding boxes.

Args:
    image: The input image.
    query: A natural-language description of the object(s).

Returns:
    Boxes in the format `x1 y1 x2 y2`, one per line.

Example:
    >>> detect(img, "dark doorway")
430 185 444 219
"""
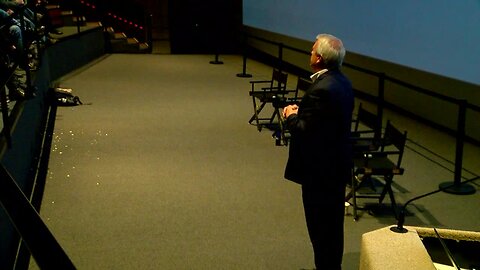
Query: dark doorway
168 0 242 54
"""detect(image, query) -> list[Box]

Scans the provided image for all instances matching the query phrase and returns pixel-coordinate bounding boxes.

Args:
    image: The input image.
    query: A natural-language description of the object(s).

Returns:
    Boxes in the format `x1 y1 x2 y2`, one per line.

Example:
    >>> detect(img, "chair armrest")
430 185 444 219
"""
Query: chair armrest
351 130 377 135
362 151 400 158
249 90 272 96
260 86 287 91
250 80 273 92
356 166 404 175
249 80 272 85
350 136 377 141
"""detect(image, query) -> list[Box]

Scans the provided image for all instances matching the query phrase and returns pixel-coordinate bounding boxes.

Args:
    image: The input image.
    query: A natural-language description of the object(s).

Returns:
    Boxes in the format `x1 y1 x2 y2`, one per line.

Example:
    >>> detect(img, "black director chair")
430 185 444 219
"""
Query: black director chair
248 69 291 131
346 120 407 221
347 104 384 195
351 103 383 152
272 77 312 146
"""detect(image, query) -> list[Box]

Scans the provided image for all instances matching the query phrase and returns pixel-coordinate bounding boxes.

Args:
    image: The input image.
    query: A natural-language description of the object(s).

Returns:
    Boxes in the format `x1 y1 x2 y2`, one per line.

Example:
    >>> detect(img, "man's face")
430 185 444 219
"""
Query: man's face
310 40 322 71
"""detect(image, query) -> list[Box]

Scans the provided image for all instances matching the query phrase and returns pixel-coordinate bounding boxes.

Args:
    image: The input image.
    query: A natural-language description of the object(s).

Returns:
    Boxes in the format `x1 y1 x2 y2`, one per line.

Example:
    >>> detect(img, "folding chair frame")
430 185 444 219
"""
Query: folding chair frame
347 120 407 221
248 70 291 131
271 77 312 146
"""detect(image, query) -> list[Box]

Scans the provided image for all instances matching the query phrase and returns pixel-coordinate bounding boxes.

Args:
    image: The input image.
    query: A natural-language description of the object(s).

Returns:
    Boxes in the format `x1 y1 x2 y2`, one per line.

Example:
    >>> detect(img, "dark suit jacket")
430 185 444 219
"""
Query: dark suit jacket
284 68 354 187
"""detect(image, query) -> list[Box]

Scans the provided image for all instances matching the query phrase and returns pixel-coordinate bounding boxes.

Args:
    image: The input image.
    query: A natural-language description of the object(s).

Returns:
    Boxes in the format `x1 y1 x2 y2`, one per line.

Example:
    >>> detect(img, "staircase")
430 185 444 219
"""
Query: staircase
105 27 150 54
48 1 151 54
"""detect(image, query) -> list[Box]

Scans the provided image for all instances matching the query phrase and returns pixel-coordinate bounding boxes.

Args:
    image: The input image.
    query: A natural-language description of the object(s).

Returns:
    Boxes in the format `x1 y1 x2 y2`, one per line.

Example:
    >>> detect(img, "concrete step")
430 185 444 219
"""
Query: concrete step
109 38 150 53
105 27 150 53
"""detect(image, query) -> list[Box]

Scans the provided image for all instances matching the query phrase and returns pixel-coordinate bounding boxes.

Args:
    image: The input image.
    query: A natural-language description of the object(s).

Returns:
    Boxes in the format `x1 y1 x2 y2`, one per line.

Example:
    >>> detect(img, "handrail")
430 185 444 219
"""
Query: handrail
239 31 478 194
245 33 384 77
467 102 480 112
73 0 152 45
0 164 76 269
240 32 480 119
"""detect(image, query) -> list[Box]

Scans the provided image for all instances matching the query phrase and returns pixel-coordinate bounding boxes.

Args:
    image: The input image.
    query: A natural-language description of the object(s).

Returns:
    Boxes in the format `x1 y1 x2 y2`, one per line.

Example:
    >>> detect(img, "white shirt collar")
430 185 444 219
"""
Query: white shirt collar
310 68 328 81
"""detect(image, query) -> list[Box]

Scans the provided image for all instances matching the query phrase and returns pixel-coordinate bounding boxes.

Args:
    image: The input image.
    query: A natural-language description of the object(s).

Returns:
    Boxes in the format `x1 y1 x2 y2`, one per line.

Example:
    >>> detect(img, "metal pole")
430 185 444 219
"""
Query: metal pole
278 43 283 73
236 33 252 78
210 53 224 64
376 73 385 140
146 13 153 53
439 99 476 195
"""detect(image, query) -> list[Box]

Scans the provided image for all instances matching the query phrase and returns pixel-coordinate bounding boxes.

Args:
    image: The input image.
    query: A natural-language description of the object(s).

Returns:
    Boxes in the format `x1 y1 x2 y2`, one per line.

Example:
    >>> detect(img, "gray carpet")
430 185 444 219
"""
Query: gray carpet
30 54 480 269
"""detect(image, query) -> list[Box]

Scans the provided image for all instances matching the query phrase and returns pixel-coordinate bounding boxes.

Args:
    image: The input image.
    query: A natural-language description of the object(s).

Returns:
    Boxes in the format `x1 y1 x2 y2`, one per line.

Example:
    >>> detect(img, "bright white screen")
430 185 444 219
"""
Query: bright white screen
243 0 480 85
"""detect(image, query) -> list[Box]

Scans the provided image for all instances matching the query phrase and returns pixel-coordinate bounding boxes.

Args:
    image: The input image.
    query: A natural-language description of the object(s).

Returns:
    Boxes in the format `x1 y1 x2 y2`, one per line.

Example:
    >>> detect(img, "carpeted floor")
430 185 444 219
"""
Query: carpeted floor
29 54 480 269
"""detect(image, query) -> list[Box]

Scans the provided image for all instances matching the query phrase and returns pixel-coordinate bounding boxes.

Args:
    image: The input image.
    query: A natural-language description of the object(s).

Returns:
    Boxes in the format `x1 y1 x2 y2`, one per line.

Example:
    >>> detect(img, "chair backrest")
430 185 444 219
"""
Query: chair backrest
382 120 407 166
353 103 382 140
270 69 288 92
293 77 312 100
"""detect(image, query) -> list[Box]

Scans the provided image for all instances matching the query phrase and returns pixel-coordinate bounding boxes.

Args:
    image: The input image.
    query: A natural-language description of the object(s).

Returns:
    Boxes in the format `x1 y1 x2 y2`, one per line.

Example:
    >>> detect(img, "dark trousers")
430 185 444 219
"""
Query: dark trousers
302 183 345 270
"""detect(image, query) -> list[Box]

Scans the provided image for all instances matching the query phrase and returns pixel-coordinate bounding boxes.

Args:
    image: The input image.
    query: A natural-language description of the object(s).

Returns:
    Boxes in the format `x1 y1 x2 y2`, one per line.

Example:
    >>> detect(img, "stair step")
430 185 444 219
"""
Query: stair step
110 39 150 53
105 26 150 54
127 38 139 45
85 21 102 27
139 43 150 50
113 32 127 39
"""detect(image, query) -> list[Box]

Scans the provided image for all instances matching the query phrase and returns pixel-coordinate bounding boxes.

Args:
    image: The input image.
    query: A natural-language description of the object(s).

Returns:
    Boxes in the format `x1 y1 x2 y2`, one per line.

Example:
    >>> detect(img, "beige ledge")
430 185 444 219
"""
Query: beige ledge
359 226 480 270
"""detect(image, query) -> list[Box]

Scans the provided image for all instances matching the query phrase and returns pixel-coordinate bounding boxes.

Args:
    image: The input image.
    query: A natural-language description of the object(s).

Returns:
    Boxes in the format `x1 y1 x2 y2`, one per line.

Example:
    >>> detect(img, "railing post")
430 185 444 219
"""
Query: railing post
209 14 223 65
376 72 385 139
210 53 223 65
278 43 284 73
209 27 223 65
237 33 252 78
439 99 476 194
146 13 153 53
75 0 81 34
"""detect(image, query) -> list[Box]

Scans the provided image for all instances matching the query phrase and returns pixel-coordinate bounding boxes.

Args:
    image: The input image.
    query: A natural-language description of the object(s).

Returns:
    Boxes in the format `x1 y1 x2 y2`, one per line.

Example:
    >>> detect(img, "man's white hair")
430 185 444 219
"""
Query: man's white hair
315 34 346 68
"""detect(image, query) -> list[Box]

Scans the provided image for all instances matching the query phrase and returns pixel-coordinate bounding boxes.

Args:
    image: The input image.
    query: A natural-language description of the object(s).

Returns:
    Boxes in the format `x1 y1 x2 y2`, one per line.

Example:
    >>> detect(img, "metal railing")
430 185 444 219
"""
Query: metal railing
237 32 479 194
71 0 153 50
1 161 76 269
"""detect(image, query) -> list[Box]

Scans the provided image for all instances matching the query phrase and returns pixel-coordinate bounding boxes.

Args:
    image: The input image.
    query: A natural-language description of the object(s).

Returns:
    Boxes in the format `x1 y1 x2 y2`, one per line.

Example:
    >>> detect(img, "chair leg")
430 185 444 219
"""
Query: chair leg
275 108 290 146
379 176 399 219
366 175 377 192
378 175 392 203
249 98 266 131
389 189 399 220
248 96 258 124
269 110 277 125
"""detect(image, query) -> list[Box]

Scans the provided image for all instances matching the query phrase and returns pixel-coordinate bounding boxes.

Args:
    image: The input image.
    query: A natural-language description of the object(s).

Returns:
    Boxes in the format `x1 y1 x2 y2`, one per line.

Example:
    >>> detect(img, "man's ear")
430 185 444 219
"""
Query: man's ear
316 55 324 67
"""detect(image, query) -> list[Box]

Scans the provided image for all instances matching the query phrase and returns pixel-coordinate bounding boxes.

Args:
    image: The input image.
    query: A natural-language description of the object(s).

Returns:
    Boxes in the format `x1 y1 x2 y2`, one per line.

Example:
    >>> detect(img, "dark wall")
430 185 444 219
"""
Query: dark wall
168 0 242 54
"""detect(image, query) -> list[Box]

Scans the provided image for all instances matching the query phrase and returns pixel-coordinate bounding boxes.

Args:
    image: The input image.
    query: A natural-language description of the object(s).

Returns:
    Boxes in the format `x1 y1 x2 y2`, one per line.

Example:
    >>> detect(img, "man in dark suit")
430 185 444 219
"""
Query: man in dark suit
283 33 353 270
